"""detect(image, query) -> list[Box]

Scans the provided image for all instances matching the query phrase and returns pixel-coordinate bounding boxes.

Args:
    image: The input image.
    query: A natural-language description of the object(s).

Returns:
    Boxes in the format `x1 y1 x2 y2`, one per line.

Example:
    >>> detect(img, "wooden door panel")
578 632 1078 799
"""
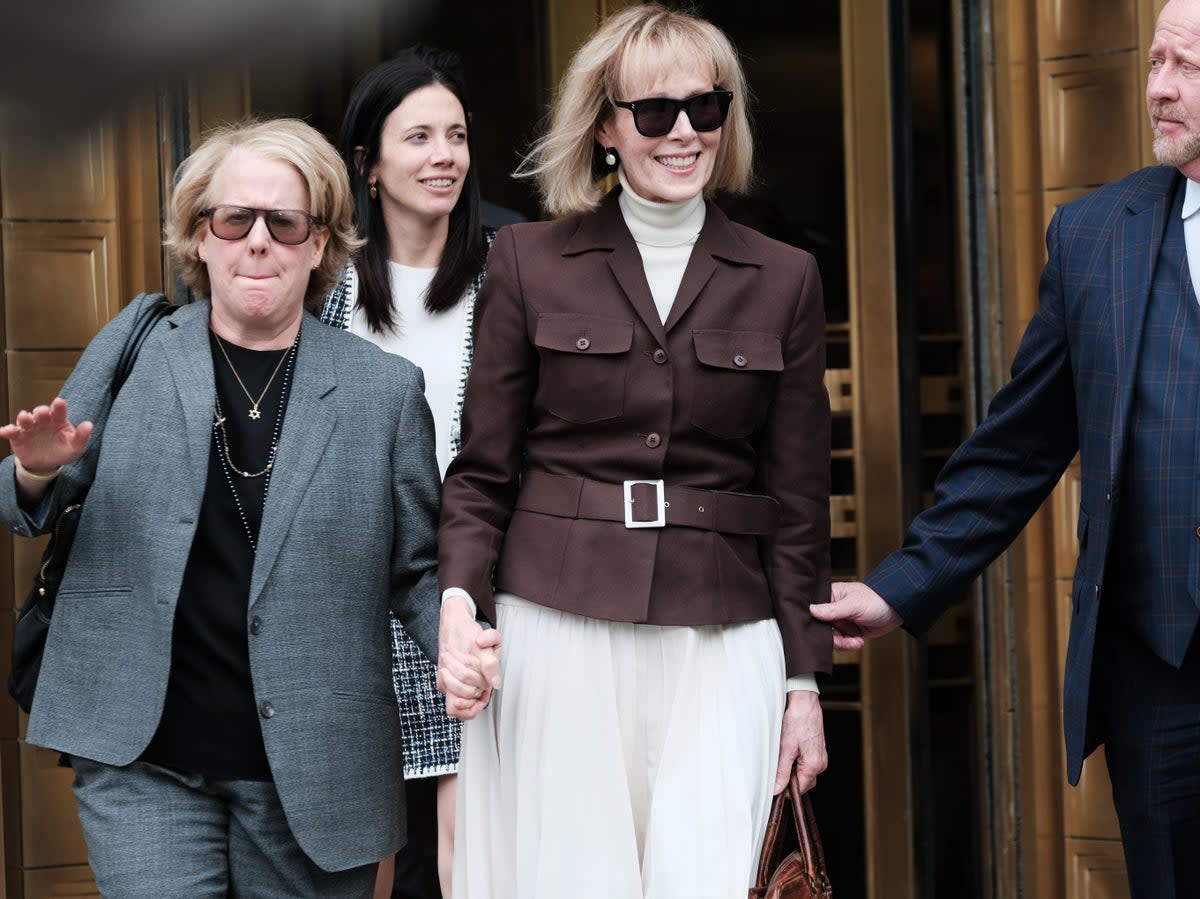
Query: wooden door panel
1064 751 1122 840
1037 0 1138 57
22 864 98 898
1040 53 1143 190
1067 839 1131 899
0 122 115 223
2 224 119 349
12 741 86 869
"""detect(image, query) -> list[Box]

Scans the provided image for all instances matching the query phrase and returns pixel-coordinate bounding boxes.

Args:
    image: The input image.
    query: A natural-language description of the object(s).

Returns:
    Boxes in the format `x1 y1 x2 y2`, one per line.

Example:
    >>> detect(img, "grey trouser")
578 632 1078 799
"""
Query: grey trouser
69 756 376 899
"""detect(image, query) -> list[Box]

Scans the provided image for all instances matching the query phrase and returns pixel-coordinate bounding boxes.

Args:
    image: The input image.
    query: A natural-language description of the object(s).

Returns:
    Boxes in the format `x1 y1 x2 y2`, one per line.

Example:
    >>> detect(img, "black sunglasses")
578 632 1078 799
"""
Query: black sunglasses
612 90 733 138
200 205 323 246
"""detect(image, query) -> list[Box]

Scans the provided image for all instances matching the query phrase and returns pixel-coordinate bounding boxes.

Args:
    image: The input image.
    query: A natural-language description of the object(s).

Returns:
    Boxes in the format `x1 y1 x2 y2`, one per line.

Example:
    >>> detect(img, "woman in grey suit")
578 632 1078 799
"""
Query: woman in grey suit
0 118 488 899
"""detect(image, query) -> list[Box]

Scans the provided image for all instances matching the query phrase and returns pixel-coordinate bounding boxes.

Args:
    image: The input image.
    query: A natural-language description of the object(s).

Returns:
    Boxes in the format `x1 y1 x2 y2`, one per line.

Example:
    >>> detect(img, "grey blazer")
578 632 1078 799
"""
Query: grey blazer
0 293 442 872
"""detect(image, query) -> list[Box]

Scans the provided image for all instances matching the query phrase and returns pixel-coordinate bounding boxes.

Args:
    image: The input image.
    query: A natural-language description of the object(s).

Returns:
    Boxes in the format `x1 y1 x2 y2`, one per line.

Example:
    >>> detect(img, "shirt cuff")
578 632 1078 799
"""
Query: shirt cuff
441 588 477 619
786 674 819 695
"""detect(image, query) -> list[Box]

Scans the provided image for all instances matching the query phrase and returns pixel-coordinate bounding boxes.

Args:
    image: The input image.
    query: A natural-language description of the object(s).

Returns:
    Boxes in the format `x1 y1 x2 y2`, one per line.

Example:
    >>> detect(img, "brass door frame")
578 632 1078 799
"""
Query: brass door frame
840 0 920 895
953 0 1017 890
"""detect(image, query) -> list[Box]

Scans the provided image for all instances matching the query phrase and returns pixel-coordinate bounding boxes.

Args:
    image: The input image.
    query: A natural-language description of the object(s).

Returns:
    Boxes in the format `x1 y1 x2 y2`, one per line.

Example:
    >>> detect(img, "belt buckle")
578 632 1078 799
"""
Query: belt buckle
623 479 666 528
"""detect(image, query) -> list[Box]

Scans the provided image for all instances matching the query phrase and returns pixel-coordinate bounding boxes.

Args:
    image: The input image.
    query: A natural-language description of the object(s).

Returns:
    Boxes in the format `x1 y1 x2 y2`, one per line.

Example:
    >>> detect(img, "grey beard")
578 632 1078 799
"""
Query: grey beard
1153 128 1200 166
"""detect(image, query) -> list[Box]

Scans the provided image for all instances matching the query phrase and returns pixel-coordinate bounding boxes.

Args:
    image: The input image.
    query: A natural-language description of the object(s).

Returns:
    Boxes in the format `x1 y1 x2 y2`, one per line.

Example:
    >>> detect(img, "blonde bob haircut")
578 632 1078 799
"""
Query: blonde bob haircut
164 118 362 310
517 3 753 218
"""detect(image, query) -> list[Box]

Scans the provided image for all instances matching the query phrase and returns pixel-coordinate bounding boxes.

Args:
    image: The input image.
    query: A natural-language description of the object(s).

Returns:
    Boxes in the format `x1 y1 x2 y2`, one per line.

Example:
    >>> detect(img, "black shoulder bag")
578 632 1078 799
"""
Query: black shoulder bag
7 293 176 714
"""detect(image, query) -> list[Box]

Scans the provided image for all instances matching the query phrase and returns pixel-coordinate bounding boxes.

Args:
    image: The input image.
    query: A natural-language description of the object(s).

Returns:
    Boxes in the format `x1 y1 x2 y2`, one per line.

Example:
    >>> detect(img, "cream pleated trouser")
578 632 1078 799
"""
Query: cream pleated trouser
453 593 786 899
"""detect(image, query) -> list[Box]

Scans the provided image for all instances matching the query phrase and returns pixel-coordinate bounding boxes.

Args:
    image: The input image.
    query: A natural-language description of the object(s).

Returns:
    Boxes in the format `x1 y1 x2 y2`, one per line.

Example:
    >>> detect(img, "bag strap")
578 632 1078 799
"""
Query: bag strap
112 293 175 398
751 775 790 895
749 771 832 897
788 776 831 894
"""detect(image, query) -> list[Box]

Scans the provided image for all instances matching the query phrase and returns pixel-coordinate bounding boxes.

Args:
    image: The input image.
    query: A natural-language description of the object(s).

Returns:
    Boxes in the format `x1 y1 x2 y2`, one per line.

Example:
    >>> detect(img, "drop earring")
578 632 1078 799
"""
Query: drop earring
369 183 378 200
604 148 617 168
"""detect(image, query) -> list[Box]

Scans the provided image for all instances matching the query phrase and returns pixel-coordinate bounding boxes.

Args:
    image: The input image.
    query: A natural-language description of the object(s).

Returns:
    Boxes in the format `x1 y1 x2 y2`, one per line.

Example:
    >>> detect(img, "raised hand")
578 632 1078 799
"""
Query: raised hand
0 397 93 482
808 581 904 651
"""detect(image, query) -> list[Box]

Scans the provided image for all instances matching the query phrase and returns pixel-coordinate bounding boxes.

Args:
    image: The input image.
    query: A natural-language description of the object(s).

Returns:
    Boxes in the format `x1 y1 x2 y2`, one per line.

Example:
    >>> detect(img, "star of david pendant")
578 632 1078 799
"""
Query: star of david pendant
248 407 262 420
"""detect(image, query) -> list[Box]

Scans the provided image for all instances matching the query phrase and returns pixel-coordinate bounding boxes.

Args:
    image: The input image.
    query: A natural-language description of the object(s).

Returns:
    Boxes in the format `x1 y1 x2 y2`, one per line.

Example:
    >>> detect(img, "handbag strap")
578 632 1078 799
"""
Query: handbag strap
749 770 832 897
789 777 831 893
112 293 175 398
751 778 790 895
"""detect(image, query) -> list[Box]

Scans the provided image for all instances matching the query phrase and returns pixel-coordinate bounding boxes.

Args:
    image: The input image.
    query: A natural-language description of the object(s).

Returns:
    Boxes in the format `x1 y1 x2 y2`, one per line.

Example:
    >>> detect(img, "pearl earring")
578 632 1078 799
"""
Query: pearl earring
604 149 617 168
369 183 378 200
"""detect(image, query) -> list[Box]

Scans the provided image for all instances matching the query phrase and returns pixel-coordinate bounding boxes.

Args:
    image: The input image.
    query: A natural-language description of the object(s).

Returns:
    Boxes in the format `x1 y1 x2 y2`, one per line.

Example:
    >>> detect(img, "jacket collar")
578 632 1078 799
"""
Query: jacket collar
1124 164 1180 216
251 312 338 606
161 302 339 607
1109 166 1181 490
561 185 766 265
560 187 766 338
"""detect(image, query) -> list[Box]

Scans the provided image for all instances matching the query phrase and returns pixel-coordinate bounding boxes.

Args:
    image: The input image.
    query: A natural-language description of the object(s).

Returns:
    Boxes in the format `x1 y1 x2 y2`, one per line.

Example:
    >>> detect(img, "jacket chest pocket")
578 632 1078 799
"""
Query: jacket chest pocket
534 313 634 424
690 329 783 438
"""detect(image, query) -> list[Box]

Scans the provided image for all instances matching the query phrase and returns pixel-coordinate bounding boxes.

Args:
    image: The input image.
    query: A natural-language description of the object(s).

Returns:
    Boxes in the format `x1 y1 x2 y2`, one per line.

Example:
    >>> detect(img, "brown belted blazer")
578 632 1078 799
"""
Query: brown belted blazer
438 189 832 676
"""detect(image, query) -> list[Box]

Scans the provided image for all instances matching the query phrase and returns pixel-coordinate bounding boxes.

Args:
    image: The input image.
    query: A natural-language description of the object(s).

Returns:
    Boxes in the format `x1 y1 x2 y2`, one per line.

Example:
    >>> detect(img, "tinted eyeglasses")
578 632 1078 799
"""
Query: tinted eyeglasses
612 90 733 138
200 205 323 245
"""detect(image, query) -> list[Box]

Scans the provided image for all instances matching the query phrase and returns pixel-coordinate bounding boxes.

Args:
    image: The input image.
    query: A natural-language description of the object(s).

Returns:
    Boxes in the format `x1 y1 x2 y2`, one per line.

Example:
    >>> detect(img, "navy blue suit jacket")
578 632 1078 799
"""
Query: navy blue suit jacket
866 165 1182 785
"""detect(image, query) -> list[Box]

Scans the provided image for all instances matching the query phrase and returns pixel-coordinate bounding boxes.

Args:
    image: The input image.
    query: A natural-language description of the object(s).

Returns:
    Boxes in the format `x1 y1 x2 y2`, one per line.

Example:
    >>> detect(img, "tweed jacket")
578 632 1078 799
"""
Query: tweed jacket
0 294 442 871
438 190 833 677
864 165 1183 785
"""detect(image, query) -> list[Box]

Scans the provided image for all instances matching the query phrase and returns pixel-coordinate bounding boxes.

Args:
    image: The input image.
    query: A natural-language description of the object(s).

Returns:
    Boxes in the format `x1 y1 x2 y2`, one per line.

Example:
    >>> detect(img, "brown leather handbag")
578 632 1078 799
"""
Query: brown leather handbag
749 774 832 898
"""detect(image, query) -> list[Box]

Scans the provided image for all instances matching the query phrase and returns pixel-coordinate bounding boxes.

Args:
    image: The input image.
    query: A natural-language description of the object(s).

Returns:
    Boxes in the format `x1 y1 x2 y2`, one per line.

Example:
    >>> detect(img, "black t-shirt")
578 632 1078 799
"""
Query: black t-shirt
140 332 296 781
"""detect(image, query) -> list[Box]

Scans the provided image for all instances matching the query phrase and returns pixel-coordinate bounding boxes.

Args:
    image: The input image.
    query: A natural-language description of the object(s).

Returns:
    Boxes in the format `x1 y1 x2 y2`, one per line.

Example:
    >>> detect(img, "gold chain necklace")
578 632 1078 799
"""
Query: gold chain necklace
213 407 278 477
213 332 292 420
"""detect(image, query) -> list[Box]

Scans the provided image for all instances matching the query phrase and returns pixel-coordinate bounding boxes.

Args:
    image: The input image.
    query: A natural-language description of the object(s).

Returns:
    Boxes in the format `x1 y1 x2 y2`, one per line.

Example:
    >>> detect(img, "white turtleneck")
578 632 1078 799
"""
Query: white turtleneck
617 169 706 322
615 171 818 698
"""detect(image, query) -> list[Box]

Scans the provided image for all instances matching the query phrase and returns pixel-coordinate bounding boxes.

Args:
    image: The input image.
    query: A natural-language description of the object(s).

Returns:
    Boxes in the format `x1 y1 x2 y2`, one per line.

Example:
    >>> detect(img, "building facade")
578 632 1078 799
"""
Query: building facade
0 0 1162 896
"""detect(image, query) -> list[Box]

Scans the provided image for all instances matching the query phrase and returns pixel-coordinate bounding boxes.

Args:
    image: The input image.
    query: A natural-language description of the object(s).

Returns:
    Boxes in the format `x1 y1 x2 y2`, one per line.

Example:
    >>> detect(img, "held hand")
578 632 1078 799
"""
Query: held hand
0 397 93 475
437 596 502 721
440 629 502 720
808 582 903 651
774 690 827 795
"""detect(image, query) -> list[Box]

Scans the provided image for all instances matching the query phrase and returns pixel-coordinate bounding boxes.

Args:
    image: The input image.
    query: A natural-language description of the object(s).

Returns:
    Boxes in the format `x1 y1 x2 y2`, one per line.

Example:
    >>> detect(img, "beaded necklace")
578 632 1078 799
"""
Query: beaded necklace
212 334 298 551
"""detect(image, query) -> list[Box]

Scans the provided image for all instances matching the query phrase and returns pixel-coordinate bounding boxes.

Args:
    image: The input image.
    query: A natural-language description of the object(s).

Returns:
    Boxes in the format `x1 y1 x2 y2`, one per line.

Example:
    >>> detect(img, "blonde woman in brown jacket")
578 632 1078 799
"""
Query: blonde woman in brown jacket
436 7 832 897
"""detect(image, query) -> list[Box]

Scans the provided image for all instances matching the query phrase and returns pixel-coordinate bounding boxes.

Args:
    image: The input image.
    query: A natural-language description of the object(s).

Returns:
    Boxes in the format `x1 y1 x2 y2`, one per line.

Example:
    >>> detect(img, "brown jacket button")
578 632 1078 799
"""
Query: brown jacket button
576 337 591 351
653 348 667 364
733 354 748 367
645 432 662 448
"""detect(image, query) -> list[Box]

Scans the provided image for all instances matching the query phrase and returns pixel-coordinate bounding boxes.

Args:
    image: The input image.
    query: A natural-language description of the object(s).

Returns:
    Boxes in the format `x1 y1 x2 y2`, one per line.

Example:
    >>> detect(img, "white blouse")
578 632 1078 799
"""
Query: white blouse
348 262 470 478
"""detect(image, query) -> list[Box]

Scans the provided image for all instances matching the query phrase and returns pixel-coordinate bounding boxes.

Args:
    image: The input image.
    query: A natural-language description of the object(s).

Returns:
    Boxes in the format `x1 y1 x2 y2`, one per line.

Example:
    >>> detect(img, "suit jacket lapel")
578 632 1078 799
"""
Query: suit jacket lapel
249 313 337 608
162 300 218 506
1109 168 1179 482
663 203 761 332
564 191 667 345
564 190 766 339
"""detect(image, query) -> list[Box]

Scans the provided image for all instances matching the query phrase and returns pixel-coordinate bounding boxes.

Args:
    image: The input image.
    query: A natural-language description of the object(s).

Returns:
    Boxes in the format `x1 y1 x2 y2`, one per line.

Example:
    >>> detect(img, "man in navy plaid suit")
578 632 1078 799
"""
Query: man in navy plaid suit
812 1 1200 896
